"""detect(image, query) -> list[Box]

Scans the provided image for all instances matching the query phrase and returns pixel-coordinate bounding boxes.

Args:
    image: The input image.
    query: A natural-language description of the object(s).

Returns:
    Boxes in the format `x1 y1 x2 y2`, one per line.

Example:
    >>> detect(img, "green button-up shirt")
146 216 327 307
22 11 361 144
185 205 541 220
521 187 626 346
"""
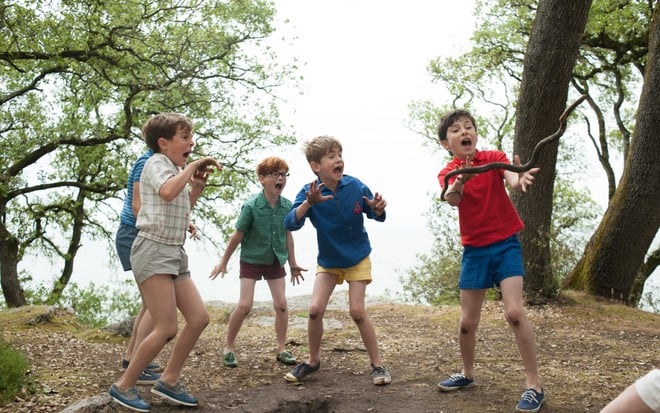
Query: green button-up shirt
236 191 292 266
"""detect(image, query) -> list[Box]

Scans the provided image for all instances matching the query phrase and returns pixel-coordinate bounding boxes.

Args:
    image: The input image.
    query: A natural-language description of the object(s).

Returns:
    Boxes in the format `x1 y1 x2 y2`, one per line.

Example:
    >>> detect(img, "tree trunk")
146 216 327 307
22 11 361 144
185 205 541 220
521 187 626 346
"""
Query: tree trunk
0 201 27 307
564 5 660 302
47 189 86 304
512 0 592 299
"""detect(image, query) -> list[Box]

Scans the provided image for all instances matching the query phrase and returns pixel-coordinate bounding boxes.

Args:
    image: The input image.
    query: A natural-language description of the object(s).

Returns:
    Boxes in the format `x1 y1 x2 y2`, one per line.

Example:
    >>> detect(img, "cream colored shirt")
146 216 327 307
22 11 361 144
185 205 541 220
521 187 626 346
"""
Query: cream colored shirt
136 153 190 245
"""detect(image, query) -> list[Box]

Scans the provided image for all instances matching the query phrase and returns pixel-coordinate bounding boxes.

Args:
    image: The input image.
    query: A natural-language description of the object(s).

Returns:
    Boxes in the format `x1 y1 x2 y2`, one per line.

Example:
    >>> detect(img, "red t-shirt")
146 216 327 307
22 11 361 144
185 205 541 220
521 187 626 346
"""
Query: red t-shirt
438 150 524 247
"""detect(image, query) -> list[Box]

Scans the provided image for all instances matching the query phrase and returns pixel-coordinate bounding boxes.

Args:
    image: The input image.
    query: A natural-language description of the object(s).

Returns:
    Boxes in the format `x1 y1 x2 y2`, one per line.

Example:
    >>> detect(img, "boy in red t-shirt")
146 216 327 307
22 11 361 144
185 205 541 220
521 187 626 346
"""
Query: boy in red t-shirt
436 109 545 413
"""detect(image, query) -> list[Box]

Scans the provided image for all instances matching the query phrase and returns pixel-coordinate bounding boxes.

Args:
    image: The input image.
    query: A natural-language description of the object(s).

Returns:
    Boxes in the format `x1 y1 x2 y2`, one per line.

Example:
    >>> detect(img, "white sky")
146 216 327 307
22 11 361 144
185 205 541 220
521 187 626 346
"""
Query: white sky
196 1 477 301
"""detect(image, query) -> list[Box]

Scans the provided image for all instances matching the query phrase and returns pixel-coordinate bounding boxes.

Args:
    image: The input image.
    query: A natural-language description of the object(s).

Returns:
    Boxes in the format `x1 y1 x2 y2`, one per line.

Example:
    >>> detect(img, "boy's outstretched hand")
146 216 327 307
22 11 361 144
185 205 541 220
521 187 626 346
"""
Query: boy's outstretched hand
190 157 222 188
305 180 333 205
512 155 540 192
289 265 307 285
209 262 227 280
363 192 387 216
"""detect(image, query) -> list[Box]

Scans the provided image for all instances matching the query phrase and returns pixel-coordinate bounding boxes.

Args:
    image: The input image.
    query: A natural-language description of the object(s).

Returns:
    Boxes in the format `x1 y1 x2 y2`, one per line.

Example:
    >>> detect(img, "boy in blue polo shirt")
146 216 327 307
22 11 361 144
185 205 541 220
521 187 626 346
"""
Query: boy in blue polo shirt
283 135 391 386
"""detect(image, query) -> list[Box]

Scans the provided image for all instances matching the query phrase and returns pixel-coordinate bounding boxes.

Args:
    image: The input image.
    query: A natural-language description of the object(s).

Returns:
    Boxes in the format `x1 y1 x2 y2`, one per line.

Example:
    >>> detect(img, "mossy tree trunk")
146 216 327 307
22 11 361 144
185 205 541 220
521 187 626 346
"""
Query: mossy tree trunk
511 0 593 299
564 5 660 303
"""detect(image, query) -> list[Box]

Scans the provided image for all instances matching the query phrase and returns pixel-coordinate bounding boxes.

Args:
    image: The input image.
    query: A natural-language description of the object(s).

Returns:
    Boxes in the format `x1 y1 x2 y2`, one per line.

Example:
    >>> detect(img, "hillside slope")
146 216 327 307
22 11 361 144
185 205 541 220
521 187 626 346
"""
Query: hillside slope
0 291 658 413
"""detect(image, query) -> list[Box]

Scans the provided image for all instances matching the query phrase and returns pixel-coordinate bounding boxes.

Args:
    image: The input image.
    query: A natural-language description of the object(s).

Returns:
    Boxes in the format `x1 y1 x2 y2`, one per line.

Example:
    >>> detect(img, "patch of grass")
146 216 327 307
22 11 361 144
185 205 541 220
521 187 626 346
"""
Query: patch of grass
0 337 29 405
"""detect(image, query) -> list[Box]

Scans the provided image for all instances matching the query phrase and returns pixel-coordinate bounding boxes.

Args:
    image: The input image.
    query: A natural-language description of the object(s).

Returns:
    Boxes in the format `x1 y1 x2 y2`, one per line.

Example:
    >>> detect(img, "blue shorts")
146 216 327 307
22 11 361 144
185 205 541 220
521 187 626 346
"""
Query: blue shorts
459 235 525 290
115 223 138 271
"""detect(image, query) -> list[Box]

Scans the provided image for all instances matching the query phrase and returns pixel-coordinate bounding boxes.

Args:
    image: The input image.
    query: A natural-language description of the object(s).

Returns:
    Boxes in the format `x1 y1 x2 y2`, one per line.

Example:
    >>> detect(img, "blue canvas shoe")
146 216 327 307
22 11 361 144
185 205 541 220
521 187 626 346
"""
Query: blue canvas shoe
109 384 150 412
437 373 475 391
151 380 199 407
516 388 545 412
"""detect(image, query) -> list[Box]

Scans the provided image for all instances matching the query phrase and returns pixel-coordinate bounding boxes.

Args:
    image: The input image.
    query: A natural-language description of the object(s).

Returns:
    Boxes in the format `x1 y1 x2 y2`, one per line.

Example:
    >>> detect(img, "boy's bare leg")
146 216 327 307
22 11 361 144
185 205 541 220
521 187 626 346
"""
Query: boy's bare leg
600 382 654 413
500 276 542 391
267 277 288 353
159 277 209 386
224 278 256 353
305 272 337 366
115 275 178 391
458 289 486 379
124 306 146 361
347 281 382 366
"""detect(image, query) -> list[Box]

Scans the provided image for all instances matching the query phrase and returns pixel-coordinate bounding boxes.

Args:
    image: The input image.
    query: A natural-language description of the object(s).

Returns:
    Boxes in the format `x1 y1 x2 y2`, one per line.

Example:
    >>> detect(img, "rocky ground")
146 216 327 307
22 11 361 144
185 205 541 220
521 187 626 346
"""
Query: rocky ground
0 290 658 413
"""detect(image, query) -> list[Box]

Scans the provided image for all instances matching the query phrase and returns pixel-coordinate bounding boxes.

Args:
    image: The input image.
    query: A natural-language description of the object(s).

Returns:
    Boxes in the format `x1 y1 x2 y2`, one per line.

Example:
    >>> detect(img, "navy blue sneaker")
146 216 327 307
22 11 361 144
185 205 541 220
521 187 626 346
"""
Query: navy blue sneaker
137 369 160 385
109 384 150 412
437 373 475 391
284 362 320 382
516 388 545 412
122 359 163 372
150 380 199 407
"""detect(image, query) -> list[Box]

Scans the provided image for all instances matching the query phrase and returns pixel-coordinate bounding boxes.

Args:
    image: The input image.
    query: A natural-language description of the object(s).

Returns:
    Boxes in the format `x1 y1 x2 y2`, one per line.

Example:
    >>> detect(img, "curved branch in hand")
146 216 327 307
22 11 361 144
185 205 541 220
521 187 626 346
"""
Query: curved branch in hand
440 95 588 201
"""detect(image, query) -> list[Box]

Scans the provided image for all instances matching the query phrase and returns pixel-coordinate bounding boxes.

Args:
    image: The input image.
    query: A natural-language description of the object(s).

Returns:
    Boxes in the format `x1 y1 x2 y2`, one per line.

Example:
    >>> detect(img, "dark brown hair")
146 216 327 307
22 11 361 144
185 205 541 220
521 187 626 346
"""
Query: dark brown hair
437 109 477 142
141 112 193 152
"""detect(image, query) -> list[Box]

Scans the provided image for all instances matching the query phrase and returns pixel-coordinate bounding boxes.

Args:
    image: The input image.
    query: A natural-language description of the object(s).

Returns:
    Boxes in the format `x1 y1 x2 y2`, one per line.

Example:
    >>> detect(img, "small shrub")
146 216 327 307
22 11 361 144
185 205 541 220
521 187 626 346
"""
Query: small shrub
0 337 29 405
26 280 141 328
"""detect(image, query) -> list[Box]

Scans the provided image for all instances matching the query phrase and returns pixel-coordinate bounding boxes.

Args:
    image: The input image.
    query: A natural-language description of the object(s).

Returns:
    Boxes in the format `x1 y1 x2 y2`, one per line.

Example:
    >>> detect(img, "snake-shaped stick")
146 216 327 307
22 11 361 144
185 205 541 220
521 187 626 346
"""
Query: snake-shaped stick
440 94 588 201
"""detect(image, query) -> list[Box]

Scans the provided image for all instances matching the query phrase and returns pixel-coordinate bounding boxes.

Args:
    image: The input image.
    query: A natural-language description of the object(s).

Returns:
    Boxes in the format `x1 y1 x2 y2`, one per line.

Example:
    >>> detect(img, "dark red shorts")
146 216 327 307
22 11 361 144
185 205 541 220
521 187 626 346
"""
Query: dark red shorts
239 260 285 280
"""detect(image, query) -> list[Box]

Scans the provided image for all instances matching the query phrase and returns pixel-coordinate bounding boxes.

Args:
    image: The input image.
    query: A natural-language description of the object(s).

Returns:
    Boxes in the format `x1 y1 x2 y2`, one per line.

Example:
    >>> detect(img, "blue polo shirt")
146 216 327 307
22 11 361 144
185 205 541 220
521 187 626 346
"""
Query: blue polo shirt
119 150 153 227
285 175 385 268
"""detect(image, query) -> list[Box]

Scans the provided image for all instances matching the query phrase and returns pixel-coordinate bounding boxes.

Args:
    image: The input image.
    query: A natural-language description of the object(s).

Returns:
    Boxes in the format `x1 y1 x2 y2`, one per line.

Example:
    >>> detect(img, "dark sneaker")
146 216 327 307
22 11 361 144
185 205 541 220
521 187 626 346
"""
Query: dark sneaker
146 362 163 372
150 380 199 407
109 384 150 412
516 388 545 412
137 369 160 385
276 351 297 366
437 373 475 391
370 364 392 385
122 359 164 372
223 351 238 368
284 362 320 382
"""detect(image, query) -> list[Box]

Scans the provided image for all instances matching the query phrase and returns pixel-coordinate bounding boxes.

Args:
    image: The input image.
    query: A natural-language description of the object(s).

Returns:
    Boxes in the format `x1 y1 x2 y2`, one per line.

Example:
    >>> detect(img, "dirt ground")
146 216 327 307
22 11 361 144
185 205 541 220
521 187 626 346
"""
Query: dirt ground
0 290 658 413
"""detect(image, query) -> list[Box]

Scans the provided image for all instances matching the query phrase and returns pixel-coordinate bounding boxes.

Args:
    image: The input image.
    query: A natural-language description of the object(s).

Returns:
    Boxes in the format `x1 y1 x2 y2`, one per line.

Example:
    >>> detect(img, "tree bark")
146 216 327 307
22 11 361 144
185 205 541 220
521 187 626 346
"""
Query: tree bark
564 5 660 302
512 0 592 298
0 200 27 307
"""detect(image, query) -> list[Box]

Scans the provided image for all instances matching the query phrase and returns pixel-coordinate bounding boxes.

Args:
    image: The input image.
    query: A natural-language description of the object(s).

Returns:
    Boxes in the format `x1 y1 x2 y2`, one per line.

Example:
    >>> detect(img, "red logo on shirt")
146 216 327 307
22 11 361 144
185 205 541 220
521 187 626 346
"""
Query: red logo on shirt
353 202 362 214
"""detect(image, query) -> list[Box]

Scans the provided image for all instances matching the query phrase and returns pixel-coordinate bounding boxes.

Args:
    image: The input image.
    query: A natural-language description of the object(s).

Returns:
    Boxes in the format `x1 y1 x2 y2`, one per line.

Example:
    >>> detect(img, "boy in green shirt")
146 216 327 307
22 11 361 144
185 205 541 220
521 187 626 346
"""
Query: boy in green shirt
210 156 306 367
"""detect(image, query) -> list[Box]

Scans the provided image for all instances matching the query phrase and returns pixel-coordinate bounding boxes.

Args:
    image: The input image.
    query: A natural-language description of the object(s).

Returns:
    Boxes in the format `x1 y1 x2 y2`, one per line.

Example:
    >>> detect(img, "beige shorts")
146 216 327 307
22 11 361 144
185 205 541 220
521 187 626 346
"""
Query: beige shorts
636 369 660 412
130 236 191 285
317 256 372 285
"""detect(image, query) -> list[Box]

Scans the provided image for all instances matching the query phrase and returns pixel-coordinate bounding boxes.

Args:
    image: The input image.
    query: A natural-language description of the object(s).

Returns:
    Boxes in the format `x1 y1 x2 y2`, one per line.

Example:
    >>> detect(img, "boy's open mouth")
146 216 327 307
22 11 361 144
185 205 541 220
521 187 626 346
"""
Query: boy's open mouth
461 138 472 147
183 151 191 158
275 183 283 190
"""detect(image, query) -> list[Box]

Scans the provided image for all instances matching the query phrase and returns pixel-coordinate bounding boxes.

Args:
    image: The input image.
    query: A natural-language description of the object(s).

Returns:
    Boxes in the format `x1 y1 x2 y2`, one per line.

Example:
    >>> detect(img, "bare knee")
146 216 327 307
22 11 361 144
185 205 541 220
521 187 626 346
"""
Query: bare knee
273 299 288 314
459 318 479 335
235 301 253 317
349 308 367 324
308 304 326 320
504 307 525 328
161 324 178 342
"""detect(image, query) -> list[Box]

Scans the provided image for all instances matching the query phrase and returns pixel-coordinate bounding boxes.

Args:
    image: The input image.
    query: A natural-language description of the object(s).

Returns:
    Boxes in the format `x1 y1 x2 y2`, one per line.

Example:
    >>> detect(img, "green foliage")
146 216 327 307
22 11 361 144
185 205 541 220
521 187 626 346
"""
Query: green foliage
0 337 29 406
398 198 462 306
25 280 141 328
0 0 299 305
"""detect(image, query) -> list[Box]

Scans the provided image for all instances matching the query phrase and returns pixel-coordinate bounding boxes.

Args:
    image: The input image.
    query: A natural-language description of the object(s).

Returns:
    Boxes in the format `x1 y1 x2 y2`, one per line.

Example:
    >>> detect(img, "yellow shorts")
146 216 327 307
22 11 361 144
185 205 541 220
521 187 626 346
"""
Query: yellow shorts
317 256 372 285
